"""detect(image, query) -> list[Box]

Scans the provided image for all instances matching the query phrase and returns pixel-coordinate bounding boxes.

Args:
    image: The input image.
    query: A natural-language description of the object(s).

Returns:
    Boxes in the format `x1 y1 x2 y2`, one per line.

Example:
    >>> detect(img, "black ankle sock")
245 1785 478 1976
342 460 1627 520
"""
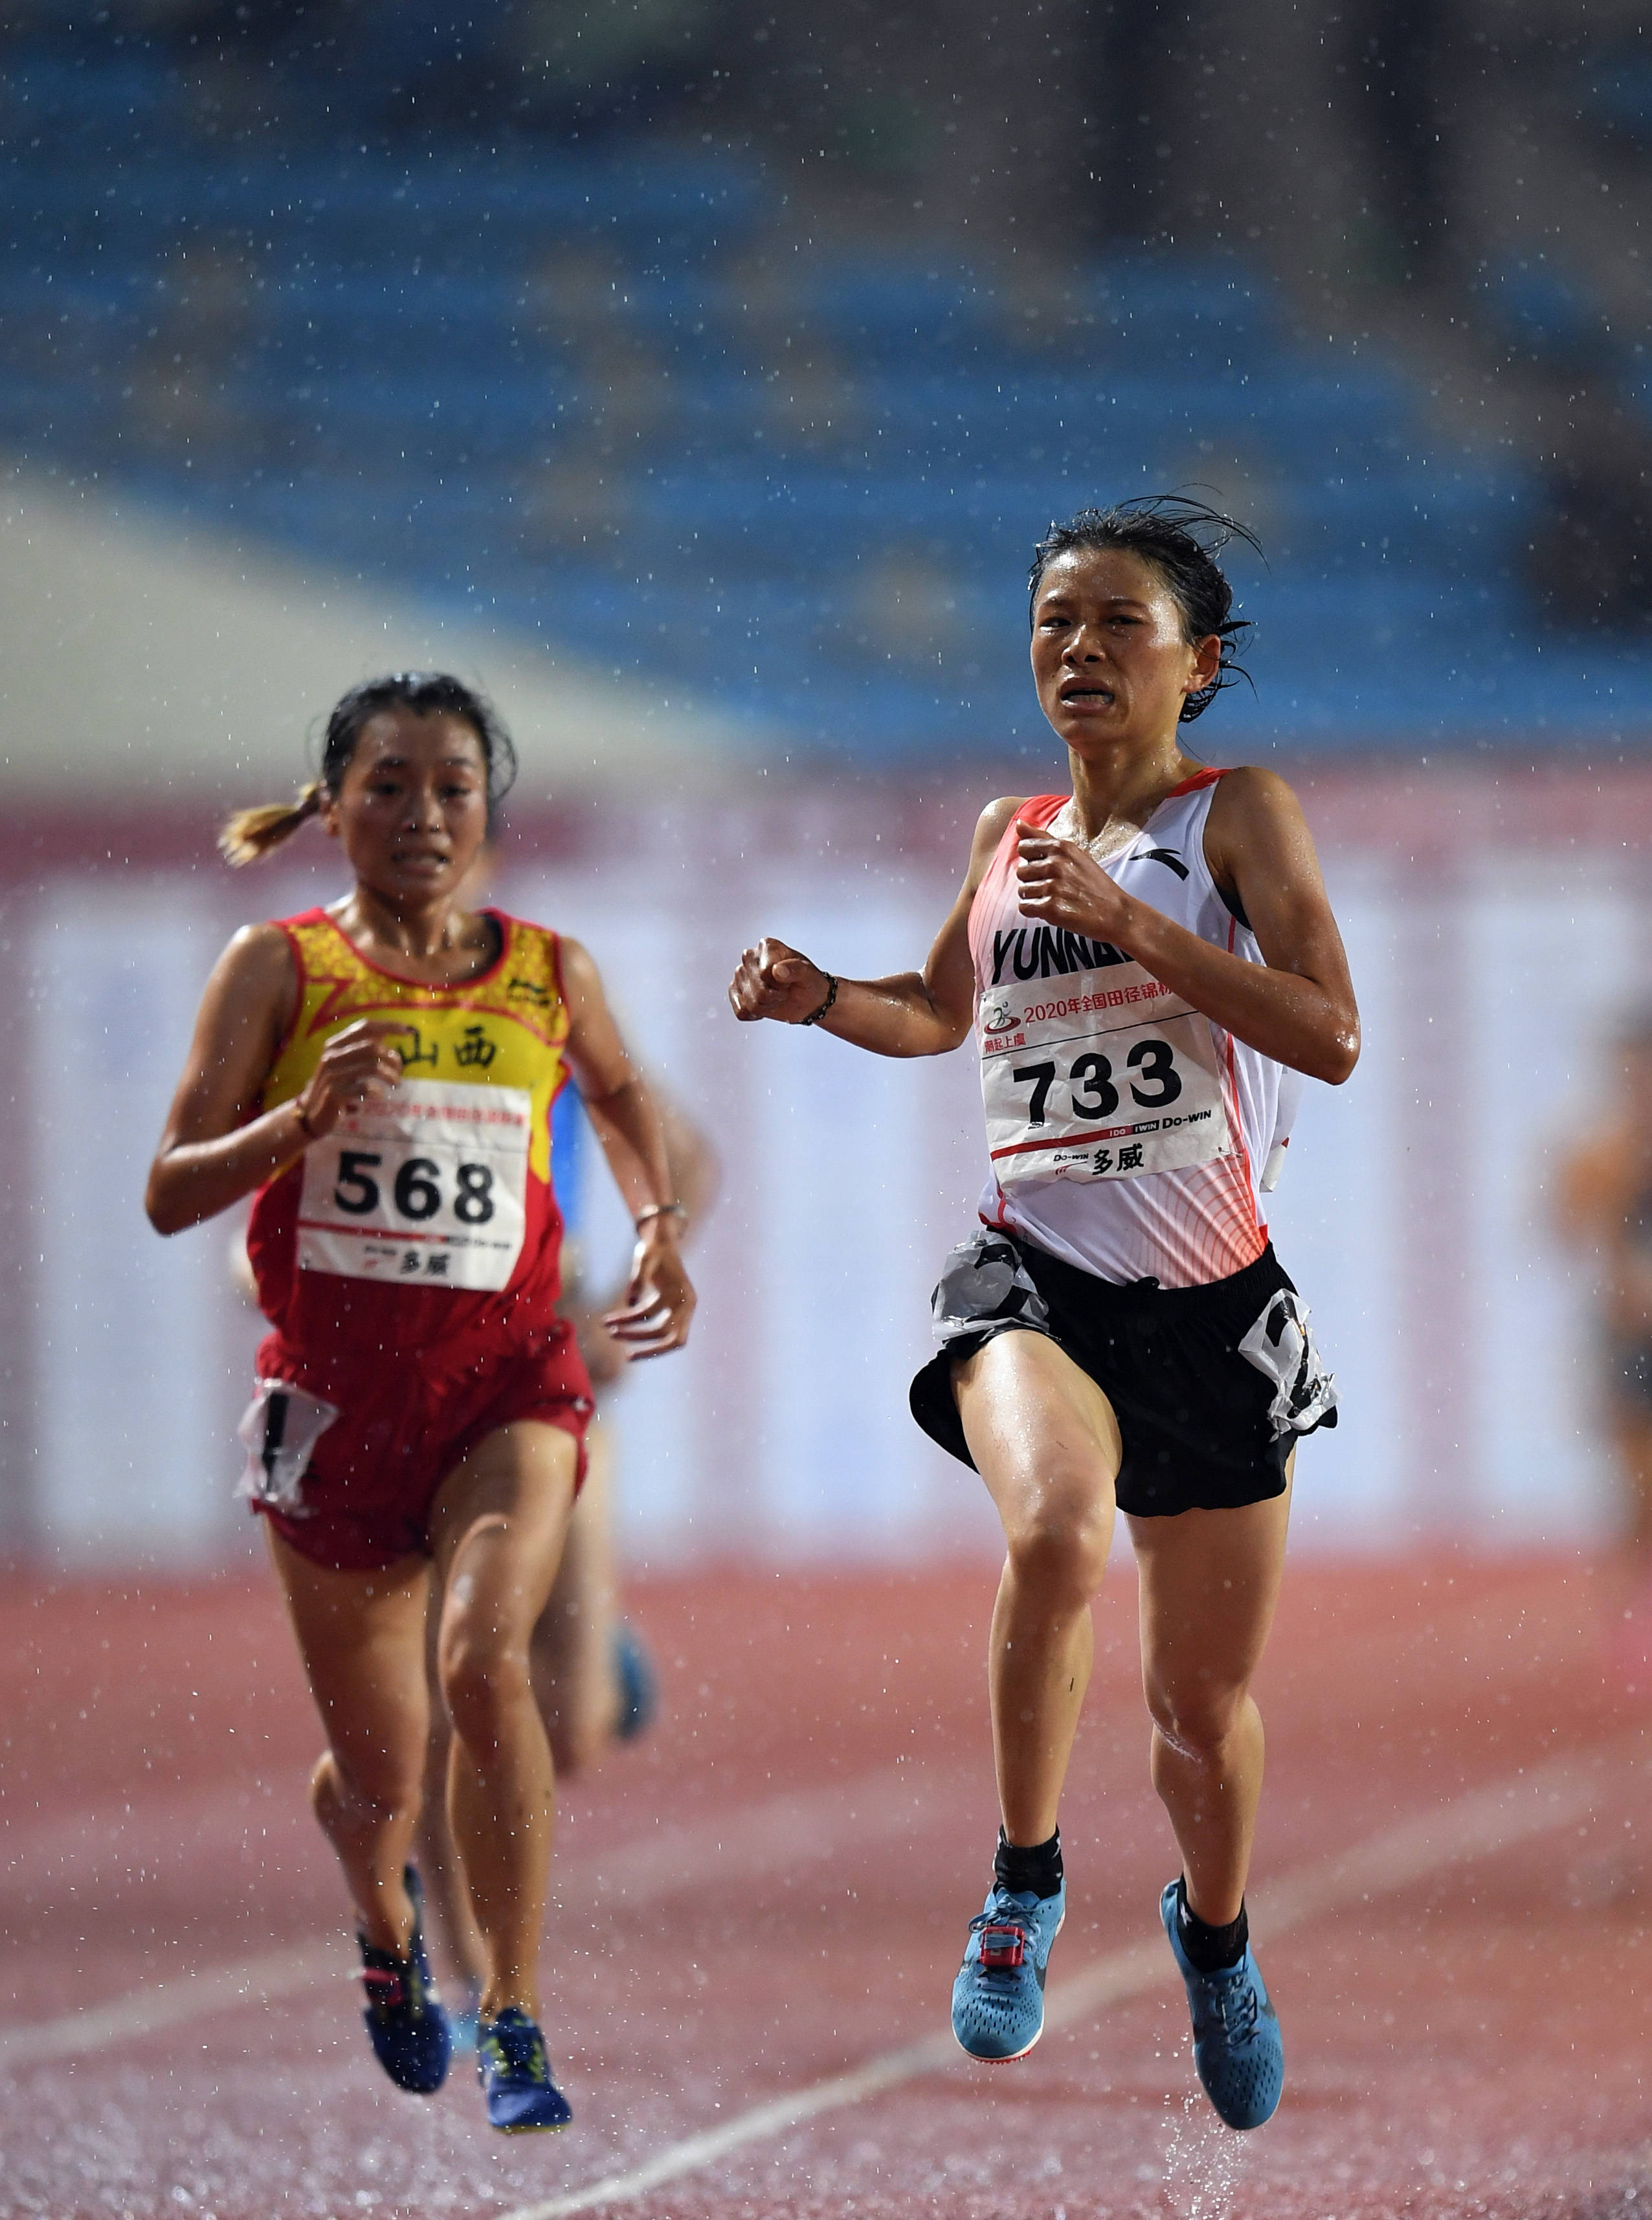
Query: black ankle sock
1176 1878 1248 1973
994 1825 1063 1901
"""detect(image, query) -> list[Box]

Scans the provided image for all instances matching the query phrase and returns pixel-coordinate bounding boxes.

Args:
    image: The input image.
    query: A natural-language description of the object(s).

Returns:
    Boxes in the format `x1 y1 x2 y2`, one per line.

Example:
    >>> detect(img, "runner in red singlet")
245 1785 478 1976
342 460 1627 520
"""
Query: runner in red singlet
146 673 695 2133
728 499 1358 2130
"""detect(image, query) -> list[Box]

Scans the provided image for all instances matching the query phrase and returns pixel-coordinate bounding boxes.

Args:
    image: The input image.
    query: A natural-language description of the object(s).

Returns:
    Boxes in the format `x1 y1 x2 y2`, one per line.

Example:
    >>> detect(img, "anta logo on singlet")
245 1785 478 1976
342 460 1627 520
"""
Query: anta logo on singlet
1140 846 1189 880
990 926 1131 986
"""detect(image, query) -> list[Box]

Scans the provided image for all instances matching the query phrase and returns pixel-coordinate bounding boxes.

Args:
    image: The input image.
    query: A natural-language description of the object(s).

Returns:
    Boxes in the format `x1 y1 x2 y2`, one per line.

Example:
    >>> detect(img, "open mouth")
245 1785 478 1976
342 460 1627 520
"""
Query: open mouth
1059 685 1115 706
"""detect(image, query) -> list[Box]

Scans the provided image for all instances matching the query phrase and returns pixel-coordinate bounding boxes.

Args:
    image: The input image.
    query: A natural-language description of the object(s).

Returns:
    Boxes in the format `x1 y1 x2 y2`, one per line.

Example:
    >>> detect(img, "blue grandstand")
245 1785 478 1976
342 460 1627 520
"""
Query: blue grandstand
1 41 1645 759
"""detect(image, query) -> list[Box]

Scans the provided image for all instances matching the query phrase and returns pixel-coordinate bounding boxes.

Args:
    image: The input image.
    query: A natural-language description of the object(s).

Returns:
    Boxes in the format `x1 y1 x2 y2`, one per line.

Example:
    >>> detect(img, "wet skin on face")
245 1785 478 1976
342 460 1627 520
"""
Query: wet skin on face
1029 547 1220 755
324 708 491 910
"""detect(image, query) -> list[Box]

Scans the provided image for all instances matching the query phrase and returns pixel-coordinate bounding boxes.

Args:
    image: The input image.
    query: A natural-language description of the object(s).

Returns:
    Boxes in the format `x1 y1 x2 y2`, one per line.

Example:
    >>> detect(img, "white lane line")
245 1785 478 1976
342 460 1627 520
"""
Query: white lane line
0 1780 293 1886
0 1938 348 2069
497 1734 1644 2220
0 1761 966 2067
585 1764 951 1905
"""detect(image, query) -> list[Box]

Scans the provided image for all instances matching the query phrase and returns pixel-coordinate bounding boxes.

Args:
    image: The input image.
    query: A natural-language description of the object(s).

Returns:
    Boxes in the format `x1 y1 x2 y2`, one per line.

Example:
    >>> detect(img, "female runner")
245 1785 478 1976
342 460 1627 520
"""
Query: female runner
728 499 1357 2130
146 672 695 2133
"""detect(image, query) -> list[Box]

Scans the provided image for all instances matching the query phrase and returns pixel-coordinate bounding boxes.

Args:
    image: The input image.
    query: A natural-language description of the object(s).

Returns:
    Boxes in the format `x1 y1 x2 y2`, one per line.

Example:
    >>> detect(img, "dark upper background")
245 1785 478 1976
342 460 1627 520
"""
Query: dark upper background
1 0 1647 765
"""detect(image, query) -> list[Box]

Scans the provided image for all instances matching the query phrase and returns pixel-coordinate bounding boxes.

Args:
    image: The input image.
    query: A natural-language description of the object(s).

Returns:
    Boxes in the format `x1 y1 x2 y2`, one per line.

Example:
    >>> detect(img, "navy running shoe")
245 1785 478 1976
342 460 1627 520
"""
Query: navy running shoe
477 2007 574 2132
950 1880 1066 2061
1160 1880 1284 2130
357 1867 450 2095
612 1621 657 1743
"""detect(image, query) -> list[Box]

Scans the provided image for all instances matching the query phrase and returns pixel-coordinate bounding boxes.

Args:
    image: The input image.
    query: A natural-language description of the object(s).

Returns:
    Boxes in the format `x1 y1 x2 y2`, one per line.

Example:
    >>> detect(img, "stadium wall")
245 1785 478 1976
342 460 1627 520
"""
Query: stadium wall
3 764 1648 1571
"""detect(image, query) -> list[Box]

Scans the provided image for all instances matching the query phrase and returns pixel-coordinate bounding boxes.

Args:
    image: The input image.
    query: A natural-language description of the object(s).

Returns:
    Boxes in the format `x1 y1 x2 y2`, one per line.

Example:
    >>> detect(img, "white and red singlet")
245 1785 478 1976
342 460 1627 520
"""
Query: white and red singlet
970 771 1297 1289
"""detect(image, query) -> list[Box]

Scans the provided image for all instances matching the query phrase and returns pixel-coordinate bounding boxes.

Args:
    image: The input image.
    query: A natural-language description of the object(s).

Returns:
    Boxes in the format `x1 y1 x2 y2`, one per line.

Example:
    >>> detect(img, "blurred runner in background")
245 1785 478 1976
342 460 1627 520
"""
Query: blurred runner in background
1556 1003 1652 1680
418 1077 718 2036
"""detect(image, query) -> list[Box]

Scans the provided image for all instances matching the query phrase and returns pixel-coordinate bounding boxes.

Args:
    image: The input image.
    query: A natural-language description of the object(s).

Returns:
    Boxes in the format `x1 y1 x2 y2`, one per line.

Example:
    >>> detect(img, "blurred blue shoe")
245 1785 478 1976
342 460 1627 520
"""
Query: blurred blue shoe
612 1620 657 1742
357 1867 449 2094
477 2006 573 2132
447 1977 482 2057
1160 1879 1284 2129
950 1880 1066 2061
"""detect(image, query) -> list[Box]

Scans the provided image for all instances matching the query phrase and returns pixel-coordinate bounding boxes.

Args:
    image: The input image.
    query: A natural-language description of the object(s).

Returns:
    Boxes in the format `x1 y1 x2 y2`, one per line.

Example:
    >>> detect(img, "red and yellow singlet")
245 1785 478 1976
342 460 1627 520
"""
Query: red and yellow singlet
249 907 574 1356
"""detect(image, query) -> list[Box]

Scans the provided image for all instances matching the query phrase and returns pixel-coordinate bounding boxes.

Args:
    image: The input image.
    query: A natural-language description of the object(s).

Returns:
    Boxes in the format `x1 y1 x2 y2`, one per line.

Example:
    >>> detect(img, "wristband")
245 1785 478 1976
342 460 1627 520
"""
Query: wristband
293 1097 318 1139
799 974 839 1027
635 1202 688 1231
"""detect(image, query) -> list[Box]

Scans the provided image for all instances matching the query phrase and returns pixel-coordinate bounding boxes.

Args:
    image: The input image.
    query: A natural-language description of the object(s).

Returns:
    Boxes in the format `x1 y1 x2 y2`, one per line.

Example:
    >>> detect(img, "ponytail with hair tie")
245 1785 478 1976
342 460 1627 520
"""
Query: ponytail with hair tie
217 672 515 869
218 781 325 868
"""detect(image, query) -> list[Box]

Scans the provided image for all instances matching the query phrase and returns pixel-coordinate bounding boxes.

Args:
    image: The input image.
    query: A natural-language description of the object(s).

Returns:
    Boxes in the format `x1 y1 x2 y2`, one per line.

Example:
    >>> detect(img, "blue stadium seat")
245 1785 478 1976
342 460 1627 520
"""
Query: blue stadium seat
0 36 1626 756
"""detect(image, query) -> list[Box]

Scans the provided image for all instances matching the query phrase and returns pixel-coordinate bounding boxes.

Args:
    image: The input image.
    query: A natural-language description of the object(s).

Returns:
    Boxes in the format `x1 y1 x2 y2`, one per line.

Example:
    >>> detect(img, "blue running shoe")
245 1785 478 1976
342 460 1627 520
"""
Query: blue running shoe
477 2007 573 2132
950 1881 1066 2061
448 1977 482 2059
612 1621 657 1743
1160 1880 1284 2130
357 1867 450 2095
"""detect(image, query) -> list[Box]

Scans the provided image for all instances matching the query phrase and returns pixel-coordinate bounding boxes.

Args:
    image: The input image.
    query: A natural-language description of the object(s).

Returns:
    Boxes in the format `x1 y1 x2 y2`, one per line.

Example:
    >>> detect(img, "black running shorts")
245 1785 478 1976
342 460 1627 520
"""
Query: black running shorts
909 1227 1337 1519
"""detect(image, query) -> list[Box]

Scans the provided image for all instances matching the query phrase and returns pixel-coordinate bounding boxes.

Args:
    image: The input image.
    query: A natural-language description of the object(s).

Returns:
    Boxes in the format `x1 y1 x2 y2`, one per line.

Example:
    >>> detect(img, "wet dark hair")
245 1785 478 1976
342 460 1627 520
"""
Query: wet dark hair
1028 495 1262 723
219 672 517 865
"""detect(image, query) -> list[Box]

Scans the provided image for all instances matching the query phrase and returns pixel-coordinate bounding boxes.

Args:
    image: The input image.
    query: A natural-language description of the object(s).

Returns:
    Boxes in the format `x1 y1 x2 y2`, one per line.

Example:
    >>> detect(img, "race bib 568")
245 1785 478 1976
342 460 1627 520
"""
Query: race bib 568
295 1078 531 1290
979 973 1233 1185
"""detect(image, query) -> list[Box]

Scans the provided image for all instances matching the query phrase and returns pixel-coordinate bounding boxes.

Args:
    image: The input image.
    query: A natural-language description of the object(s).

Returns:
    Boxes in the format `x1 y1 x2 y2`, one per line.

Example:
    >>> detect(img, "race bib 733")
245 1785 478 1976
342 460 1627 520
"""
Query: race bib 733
979 970 1233 1185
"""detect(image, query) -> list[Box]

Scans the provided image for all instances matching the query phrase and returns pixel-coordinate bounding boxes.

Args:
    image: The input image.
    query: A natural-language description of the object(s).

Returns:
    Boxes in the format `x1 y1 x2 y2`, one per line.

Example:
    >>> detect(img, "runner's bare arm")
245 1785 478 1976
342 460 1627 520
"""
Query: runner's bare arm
559 1088 719 1387
558 937 696 1354
1014 770 1359 1084
726 798 1025 1056
144 926 408 1235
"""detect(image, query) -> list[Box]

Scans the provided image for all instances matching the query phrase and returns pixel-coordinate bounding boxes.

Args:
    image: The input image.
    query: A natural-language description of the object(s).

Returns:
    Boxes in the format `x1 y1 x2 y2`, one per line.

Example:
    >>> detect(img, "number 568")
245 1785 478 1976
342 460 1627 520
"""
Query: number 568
333 1150 497 1225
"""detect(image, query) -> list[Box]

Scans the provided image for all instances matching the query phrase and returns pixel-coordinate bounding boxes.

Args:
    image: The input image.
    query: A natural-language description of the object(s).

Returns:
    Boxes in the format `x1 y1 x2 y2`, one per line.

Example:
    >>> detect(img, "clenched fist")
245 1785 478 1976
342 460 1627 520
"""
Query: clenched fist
727 938 833 1026
1014 822 1133 943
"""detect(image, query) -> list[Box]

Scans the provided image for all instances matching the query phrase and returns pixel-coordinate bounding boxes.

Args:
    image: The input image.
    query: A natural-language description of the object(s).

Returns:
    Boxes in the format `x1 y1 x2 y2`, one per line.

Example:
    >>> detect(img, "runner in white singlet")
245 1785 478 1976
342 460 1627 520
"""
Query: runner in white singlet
728 497 1359 2132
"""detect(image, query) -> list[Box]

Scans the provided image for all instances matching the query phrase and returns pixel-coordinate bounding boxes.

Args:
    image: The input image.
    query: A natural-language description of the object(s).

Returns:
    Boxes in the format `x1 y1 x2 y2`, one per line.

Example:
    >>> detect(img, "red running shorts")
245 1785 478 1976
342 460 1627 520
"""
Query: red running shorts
238 1317 593 1573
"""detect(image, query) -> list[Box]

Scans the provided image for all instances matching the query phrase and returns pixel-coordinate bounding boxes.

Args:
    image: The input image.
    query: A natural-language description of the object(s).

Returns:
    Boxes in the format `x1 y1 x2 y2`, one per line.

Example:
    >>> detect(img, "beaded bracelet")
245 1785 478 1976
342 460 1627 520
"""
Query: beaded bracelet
799 974 839 1027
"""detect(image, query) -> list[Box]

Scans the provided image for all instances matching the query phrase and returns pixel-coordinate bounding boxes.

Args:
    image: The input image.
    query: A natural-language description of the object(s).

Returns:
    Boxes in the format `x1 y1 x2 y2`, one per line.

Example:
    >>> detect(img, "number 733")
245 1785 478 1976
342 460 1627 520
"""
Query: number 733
1010 1038 1181 1124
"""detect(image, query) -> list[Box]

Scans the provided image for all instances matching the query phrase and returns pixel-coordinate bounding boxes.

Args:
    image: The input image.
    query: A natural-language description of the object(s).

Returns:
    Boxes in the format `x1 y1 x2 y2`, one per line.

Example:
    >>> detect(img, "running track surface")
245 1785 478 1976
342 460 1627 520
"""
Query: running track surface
1 1556 1646 2220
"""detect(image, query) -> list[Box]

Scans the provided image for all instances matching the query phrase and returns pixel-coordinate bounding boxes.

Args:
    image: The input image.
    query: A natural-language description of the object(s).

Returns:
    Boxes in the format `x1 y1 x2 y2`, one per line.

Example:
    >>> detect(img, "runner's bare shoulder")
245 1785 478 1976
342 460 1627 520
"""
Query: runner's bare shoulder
223 918 300 983
1204 765 1321 852
202 922 300 1042
968 796 1031 877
